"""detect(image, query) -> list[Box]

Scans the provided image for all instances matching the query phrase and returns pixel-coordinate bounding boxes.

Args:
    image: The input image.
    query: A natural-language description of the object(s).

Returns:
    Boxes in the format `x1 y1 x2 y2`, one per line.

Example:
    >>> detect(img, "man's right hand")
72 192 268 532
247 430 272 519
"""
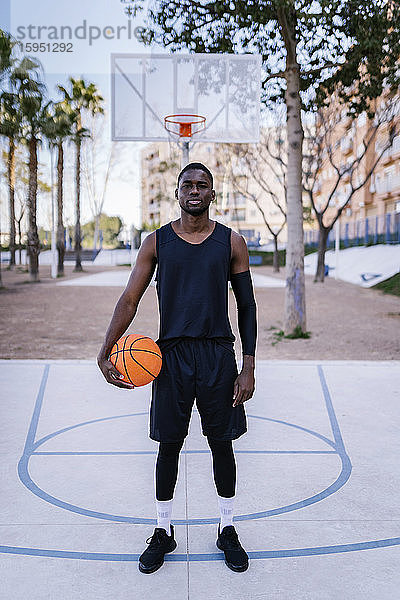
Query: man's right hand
97 355 135 389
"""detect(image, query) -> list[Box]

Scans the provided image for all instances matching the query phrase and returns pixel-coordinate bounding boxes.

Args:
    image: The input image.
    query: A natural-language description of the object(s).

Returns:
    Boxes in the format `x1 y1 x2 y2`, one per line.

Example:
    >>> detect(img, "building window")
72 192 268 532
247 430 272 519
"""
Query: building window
232 209 246 221
233 193 246 207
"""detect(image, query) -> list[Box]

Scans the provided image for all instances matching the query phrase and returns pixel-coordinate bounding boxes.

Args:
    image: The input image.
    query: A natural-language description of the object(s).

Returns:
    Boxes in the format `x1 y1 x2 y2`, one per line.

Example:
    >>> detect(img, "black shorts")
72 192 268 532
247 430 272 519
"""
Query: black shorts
150 338 247 442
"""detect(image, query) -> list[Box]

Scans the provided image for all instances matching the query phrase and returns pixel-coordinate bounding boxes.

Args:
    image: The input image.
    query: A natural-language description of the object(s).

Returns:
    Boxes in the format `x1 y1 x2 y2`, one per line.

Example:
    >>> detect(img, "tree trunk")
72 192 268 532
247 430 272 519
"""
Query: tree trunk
0 226 2 286
74 131 82 272
17 219 22 265
27 137 40 282
314 226 330 282
56 141 65 276
273 234 280 272
7 138 16 269
93 213 100 252
282 12 306 335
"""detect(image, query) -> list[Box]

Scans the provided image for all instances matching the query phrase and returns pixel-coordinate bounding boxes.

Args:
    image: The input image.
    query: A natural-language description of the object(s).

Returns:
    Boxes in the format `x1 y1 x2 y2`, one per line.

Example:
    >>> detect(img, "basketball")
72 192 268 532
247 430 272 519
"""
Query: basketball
109 334 162 387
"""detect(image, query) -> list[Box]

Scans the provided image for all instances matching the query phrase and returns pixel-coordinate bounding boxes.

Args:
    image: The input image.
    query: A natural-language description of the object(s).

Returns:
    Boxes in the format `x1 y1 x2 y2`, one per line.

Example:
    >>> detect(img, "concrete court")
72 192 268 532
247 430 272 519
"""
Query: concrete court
1 359 400 600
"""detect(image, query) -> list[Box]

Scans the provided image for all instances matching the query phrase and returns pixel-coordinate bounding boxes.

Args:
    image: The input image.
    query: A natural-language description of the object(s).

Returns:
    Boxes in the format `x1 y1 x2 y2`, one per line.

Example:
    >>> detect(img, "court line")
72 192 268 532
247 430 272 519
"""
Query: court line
6 361 400 561
31 411 150 451
1 536 400 561
18 407 347 524
22 364 50 453
32 450 336 455
318 365 346 454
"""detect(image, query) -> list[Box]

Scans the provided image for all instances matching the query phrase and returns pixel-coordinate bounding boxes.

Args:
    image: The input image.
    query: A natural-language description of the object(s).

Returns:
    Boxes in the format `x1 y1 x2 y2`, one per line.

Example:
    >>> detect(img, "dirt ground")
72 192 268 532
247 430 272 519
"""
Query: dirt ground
0 263 399 360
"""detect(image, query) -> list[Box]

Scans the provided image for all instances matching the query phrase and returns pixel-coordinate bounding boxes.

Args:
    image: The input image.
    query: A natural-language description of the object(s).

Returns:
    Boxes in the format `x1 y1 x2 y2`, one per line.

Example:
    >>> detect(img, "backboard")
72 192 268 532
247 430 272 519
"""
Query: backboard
111 53 261 143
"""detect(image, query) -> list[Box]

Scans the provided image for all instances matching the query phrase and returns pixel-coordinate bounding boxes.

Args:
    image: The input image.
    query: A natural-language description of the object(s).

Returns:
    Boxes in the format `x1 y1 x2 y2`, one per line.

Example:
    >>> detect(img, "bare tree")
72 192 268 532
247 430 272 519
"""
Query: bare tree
59 78 104 271
1 145 52 266
215 127 287 272
7 147 27 266
82 116 116 252
14 196 26 265
82 113 142 248
304 93 400 282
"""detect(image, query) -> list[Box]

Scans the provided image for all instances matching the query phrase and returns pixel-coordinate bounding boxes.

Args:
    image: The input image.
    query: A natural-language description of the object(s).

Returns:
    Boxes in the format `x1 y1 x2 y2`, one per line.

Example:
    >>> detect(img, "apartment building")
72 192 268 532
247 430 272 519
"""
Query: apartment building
140 132 288 245
310 92 400 242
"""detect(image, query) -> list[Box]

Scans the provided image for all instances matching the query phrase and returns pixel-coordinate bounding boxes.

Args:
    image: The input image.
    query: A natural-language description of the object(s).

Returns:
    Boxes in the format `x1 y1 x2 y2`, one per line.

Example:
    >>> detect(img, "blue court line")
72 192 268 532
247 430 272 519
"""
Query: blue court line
31 411 149 452
22 364 50 454
18 409 348 524
248 414 338 449
1 536 400 561
7 361 400 561
318 365 346 454
32 450 336 456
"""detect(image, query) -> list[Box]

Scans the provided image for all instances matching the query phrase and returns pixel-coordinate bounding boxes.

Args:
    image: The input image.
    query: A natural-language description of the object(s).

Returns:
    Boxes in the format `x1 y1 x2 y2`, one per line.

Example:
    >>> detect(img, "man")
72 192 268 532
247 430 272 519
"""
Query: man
98 162 257 573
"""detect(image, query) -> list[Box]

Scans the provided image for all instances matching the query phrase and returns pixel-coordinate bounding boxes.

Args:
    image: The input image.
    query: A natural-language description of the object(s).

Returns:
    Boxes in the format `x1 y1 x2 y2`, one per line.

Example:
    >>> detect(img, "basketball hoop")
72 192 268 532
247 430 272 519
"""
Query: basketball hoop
164 114 206 141
164 114 206 166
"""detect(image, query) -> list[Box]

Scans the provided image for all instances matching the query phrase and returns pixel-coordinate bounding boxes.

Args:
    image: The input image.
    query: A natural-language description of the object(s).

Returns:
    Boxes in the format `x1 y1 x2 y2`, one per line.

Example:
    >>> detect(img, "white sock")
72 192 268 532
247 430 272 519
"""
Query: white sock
156 499 173 535
217 495 235 530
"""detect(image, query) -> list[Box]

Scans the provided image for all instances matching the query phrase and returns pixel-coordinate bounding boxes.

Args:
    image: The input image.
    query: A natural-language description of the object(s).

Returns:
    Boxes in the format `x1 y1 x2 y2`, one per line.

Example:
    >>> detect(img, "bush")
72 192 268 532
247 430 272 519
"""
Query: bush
248 249 286 266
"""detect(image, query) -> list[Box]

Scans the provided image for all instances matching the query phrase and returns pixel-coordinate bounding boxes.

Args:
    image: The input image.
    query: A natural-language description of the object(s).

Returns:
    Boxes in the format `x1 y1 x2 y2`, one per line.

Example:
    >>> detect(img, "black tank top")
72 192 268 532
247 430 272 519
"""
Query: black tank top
155 221 235 350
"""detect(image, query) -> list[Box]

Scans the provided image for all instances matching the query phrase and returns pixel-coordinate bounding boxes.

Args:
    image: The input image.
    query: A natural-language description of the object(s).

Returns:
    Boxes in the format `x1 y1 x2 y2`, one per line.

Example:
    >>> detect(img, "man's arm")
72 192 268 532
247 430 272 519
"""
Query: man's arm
230 231 257 406
97 232 157 389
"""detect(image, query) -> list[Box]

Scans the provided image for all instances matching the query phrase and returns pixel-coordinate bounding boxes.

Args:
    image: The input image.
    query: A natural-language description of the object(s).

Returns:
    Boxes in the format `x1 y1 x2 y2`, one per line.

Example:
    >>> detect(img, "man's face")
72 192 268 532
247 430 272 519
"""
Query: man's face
175 169 215 216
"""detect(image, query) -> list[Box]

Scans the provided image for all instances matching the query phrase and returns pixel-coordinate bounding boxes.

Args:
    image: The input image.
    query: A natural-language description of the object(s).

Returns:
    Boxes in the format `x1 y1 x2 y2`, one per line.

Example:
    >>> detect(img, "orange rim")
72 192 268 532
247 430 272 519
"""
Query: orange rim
164 114 206 138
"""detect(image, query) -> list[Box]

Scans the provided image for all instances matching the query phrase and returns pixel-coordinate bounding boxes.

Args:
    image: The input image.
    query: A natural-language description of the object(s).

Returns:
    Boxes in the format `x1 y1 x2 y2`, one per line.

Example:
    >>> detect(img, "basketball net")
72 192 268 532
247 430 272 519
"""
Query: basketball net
164 114 206 167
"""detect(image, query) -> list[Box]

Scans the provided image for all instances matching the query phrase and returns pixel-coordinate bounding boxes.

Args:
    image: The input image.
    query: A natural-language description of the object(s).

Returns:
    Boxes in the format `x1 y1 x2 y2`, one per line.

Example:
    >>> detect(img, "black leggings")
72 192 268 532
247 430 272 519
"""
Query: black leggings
155 437 236 501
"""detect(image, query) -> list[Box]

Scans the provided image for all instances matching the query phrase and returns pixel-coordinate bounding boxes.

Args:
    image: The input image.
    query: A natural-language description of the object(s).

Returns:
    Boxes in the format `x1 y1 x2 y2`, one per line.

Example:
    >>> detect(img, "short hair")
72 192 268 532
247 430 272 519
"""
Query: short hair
177 162 214 188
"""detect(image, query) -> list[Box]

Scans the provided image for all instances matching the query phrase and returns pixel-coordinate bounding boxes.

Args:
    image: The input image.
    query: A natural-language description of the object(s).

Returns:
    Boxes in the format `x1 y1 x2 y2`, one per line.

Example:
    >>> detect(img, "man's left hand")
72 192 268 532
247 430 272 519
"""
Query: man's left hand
233 368 255 407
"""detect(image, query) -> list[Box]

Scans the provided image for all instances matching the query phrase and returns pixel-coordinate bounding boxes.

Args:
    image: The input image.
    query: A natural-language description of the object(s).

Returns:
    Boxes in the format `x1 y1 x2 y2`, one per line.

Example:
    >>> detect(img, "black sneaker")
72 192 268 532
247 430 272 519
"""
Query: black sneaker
216 525 249 572
138 525 177 574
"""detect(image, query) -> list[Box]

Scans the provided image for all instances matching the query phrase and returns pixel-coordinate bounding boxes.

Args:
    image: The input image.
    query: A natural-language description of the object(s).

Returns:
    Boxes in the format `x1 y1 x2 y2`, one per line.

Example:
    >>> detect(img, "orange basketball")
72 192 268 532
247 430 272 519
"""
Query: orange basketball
109 334 162 387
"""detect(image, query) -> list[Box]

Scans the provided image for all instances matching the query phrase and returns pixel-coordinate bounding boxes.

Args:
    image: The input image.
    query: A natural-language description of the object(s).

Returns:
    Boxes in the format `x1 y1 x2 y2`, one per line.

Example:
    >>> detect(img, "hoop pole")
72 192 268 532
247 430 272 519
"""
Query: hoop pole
182 141 190 168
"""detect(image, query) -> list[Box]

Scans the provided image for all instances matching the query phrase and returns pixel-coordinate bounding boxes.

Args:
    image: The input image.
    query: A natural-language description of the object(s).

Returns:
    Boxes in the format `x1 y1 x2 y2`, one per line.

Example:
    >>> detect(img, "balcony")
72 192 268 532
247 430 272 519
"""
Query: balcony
381 147 395 165
375 174 400 195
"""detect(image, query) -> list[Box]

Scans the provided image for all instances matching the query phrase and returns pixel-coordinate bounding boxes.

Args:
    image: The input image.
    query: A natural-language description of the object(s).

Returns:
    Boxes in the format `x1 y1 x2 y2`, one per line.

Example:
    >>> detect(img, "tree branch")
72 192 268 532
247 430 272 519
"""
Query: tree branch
301 61 345 78
276 7 296 66
262 71 286 86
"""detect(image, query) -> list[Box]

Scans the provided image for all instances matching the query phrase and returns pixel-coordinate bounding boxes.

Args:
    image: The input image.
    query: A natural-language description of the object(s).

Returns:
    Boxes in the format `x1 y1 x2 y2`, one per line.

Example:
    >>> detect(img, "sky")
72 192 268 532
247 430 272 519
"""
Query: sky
1 0 155 230
0 0 265 232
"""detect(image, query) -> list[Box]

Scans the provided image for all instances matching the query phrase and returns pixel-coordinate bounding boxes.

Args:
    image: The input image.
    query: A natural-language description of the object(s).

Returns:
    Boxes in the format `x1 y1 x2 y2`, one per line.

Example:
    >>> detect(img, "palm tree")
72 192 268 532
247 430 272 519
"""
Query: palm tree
0 30 18 282
42 101 75 276
11 65 47 282
1 33 40 272
0 92 23 268
58 78 104 271
0 29 15 84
